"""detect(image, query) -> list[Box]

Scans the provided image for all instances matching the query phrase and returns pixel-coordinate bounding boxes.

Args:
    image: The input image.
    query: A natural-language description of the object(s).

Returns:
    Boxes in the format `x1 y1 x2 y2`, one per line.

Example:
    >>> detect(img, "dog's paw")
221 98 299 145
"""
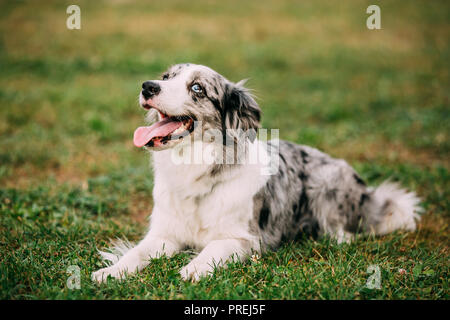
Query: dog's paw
91 265 126 283
179 261 214 282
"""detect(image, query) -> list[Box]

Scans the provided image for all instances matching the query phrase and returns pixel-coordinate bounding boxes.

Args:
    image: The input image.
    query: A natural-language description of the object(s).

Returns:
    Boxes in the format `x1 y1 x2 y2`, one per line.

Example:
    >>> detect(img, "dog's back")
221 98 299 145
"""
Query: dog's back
253 140 421 247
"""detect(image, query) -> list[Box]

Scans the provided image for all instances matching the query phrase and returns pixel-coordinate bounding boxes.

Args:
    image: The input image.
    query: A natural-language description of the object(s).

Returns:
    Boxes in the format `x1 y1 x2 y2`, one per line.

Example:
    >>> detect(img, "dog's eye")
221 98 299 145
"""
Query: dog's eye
191 83 203 94
162 74 169 80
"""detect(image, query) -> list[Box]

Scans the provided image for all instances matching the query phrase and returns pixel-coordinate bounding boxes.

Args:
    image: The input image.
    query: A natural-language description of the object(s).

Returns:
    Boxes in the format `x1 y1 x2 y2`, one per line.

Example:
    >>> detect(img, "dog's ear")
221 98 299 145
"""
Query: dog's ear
221 80 261 133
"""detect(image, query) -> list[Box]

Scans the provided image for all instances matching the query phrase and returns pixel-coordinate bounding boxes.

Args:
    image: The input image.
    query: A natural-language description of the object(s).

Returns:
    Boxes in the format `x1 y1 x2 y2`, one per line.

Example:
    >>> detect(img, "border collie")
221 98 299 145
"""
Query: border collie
92 63 421 282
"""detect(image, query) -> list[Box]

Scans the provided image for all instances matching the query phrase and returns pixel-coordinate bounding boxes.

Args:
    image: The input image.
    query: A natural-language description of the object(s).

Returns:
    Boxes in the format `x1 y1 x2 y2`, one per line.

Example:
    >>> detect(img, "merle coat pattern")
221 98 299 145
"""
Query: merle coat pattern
92 63 421 282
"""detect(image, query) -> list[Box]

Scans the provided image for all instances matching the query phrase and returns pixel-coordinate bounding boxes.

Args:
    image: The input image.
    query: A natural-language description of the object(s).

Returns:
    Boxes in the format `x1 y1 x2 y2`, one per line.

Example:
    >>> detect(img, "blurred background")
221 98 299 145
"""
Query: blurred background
0 0 448 299
1 0 448 188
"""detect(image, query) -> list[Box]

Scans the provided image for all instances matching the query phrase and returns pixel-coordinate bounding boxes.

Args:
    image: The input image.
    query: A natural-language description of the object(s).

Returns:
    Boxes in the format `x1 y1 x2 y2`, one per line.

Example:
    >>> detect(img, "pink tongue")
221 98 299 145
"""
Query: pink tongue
133 118 183 147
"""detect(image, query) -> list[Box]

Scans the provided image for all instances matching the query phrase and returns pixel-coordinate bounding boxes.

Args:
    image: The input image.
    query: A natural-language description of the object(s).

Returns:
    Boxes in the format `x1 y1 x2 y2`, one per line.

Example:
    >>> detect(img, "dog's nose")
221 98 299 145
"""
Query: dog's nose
142 81 161 99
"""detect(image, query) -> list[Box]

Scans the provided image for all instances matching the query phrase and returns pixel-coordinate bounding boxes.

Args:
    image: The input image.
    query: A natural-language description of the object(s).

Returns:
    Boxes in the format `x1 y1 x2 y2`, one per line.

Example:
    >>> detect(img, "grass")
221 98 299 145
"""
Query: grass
0 0 448 299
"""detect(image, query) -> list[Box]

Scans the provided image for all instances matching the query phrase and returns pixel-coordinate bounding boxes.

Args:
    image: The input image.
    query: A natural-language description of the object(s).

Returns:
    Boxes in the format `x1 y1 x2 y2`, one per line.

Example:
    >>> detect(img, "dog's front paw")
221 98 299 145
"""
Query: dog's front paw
91 265 126 283
180 261 215 282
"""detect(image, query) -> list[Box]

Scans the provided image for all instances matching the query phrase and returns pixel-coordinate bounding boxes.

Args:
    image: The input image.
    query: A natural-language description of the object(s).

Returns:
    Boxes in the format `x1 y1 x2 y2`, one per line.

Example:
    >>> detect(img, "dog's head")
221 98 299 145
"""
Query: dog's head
134 63 261 150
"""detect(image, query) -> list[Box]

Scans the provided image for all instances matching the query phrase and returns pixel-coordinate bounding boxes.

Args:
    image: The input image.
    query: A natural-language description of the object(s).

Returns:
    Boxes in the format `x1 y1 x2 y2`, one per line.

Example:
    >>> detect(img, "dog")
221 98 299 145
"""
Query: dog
92 63 421 282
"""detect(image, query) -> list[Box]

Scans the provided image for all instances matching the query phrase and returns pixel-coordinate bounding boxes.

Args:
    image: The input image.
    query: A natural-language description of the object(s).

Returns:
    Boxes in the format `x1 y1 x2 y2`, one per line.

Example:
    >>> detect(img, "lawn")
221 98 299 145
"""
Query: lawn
0 0 448 299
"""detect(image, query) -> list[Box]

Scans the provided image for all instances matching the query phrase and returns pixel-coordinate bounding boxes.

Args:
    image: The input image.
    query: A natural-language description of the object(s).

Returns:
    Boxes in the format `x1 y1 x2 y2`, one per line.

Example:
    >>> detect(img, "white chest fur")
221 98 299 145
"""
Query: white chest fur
149 141 271 249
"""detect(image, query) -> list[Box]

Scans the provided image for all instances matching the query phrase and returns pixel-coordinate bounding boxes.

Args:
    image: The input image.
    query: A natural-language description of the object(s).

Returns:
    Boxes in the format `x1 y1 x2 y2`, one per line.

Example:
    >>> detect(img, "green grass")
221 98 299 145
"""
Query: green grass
0 0 448 299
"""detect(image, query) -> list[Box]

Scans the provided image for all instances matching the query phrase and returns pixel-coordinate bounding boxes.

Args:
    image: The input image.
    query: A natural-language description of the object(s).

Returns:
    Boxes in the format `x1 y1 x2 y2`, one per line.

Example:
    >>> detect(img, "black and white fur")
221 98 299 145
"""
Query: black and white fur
92 63 421 282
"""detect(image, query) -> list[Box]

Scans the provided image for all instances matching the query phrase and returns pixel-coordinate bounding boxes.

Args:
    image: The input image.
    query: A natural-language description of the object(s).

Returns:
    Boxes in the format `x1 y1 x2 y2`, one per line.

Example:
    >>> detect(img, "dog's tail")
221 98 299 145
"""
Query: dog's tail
361 181 422 235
